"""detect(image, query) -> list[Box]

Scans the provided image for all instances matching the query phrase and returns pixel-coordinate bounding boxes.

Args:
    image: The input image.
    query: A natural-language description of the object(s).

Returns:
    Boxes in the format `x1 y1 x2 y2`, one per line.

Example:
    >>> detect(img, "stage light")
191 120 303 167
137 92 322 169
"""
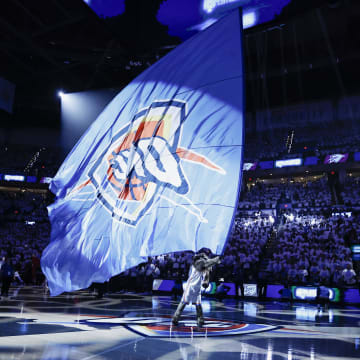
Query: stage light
203 0 240 14
58 90 65 98
201 1 256 28
243 12 256 28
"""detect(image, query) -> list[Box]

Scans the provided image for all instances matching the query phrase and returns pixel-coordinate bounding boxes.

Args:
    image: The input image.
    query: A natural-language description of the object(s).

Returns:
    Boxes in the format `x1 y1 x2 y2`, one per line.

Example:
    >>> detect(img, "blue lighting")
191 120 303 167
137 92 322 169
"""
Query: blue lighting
275 158 303 168
83 0 125 18
243 11 257 28
203 0 240 14
84 0 292 40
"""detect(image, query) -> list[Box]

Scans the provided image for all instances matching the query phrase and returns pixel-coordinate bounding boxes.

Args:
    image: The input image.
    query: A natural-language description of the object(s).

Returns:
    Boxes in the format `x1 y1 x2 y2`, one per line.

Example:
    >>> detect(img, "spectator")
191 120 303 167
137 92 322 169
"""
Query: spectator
342 264 356 285
1 257 14 298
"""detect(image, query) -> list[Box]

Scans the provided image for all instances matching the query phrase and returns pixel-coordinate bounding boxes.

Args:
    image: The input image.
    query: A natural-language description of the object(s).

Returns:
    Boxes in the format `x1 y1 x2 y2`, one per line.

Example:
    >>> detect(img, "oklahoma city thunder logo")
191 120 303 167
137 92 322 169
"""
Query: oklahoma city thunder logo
69 100 225 226
122 316 279 338
0 313 280 340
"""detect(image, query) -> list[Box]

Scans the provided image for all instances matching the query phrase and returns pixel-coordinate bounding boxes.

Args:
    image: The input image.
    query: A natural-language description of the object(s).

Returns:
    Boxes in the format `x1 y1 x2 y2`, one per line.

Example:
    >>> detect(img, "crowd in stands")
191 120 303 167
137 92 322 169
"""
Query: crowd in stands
105 175 360 292
0 191 51 284
111 215 274 293
341 175 360 207
219 216 272 280
0 153 359 296
278 177 332 209
238 183 281 210
311 132 360 157
240 177 332 212
266 213 358 286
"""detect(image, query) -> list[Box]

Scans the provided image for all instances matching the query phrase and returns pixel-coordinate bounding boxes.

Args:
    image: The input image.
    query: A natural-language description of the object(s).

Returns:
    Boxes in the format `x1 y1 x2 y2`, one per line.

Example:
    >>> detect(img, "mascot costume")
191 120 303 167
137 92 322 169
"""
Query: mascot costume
172 253 221 327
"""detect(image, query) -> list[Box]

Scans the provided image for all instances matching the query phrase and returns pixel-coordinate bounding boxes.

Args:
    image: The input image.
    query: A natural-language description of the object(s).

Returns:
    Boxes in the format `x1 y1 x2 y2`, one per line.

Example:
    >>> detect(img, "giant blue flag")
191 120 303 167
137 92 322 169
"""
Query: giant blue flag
41 9 245 295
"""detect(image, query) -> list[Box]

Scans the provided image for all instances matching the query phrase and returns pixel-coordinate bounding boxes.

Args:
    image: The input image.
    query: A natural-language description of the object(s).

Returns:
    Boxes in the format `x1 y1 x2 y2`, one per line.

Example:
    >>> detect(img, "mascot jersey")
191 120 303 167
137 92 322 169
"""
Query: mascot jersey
181 265 207 304
181 255 220 304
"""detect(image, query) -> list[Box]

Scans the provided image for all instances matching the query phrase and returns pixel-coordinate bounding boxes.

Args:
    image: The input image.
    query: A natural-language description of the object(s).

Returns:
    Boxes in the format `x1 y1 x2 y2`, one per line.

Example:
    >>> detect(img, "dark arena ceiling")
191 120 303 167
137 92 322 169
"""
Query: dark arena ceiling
0 0 359 128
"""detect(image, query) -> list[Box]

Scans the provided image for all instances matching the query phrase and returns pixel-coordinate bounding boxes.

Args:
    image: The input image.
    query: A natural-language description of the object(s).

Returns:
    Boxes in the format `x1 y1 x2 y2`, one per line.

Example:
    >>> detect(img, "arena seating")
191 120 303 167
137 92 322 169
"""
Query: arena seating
341 176 360 207
0 144 61 177
238 183 281 210
0 147 359 292
266 213 356 286
0 191 51 284
244 126 360 162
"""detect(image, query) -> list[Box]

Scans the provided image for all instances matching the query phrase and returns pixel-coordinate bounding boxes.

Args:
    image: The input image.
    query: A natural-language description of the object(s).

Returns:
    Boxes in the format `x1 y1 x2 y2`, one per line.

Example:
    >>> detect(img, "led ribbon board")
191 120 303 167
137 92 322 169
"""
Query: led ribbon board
324 153 349 164
292 286 340 302
203 0 242 13
4 174 25 182
275 158 302 168
243 162 257 171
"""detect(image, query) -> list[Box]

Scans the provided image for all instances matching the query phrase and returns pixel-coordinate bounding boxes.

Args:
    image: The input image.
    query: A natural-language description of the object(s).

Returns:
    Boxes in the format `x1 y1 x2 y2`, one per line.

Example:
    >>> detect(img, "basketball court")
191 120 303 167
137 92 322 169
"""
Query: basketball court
1 286 359 359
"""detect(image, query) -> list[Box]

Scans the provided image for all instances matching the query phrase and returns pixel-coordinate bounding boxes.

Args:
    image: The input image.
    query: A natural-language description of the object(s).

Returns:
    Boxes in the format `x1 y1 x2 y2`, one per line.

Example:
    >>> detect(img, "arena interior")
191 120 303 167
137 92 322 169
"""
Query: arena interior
0 0 360 359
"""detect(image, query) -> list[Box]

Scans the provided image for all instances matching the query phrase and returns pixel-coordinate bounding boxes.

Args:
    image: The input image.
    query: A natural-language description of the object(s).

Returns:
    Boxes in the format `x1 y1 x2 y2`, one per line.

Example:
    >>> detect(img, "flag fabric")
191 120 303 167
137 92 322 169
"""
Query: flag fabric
41 9 245 296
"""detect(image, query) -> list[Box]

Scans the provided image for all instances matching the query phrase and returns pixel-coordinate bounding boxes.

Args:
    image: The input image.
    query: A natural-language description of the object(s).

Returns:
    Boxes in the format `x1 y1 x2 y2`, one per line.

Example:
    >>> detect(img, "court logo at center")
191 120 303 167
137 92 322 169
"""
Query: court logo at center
79 315 278 338
127 318 278 338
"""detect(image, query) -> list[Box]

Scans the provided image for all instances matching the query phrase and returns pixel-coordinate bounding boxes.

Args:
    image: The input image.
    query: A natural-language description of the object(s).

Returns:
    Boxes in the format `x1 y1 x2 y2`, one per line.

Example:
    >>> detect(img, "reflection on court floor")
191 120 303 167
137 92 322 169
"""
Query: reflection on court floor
0 286 359 359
